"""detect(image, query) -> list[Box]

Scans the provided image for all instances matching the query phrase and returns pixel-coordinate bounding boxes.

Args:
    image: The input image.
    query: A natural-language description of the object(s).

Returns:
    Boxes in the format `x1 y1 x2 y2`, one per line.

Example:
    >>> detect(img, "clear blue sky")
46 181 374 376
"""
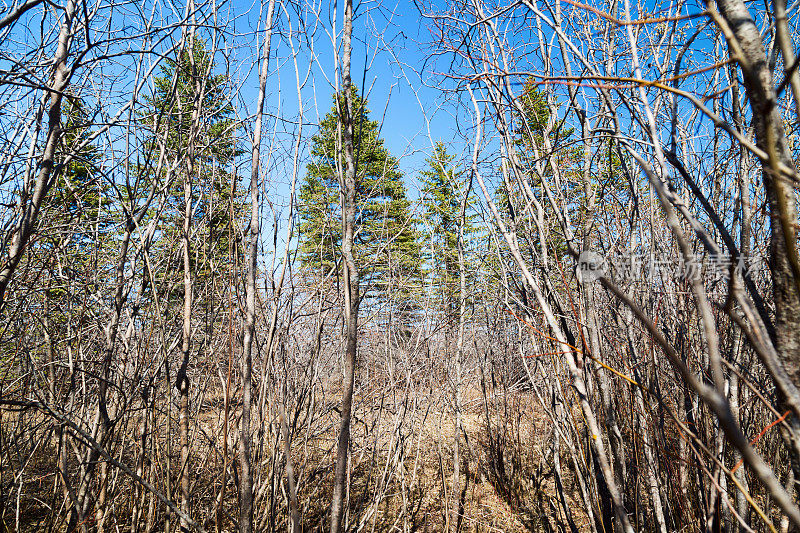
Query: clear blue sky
229 0 468 208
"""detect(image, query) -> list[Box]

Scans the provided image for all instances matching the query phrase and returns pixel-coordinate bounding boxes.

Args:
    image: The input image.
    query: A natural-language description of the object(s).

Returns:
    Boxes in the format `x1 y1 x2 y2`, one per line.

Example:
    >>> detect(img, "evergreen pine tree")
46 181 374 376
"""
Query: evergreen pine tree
36 96 109 301
12 95 111 371
141 40 243 298
510 78 581 259
510 78 626 259
298 89 421 305
420 142 476 324
51 98 108 245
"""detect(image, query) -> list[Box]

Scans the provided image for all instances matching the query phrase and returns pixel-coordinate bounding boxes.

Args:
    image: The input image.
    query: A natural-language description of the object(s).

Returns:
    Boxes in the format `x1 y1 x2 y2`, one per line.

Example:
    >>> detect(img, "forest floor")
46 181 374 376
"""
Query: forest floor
3 383 589 532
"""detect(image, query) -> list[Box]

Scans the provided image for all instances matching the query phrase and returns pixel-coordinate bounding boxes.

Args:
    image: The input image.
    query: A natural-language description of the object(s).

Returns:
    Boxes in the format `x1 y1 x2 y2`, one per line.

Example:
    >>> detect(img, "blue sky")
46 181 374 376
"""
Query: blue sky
202 0 477 263
226 0 470 209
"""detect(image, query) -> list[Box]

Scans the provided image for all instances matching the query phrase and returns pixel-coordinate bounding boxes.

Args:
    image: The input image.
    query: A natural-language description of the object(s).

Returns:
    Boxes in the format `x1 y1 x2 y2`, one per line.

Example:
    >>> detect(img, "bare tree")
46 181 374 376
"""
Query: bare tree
329 0 360 527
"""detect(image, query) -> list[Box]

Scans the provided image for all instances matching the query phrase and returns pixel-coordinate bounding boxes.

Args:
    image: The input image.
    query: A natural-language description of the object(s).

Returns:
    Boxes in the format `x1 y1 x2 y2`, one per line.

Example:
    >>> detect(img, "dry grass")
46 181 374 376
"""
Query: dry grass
1 382 589 532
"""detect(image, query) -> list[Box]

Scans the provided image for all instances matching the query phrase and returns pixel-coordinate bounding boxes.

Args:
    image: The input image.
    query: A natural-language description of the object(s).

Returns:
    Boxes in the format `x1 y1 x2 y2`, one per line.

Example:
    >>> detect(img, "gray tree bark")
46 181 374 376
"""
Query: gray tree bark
238 1 276 530
0 0 76 310
330 0 360 528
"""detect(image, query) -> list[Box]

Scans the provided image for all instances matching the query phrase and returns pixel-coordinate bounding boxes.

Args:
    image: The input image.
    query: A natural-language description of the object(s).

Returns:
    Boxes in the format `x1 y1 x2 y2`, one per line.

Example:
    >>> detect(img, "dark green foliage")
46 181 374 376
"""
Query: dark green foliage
503 78 627 298
515 81 550 140
420 142 476 323
509 78 582 259
141 40 243 292
37 96 110 301
50 97 109 246
298 89 421 300
12 94 111 349
143 41 236 169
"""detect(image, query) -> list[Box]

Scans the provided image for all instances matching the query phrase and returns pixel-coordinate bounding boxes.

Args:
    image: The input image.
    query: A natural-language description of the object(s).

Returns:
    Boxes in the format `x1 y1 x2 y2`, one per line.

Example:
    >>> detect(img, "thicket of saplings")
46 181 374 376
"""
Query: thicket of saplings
3 0 800 531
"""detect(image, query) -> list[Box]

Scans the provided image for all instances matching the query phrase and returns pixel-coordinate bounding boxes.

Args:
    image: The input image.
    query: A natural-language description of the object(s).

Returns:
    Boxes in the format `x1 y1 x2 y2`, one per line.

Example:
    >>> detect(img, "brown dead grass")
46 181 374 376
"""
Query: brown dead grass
2 383 588 532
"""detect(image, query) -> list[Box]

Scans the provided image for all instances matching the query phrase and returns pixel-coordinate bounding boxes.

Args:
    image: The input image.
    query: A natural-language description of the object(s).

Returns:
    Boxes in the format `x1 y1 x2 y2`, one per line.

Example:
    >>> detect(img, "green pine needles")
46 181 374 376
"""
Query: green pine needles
298 88 421 302
420 141 477 323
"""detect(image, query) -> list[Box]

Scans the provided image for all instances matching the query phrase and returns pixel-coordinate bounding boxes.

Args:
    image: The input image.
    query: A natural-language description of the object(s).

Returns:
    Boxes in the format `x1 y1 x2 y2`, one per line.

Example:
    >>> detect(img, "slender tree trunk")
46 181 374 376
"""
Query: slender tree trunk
280 406 301 532
0 0 75 309
714 0 800 489
178 165 192 530
330 0 359 528
177 39 201 524
239 2 275 529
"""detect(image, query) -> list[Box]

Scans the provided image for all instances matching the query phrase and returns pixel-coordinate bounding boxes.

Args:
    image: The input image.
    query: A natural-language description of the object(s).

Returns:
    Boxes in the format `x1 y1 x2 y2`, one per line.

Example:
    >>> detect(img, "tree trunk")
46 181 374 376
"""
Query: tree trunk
178 167 192 529
178 43 198 530
330 0 359 528
714 0 800 486
238 1 276 529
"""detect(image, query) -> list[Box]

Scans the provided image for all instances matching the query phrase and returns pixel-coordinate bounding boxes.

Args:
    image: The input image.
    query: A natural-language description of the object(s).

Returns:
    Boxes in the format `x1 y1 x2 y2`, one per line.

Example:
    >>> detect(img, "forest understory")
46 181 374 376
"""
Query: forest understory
4 368 592 532
3 0 800 529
